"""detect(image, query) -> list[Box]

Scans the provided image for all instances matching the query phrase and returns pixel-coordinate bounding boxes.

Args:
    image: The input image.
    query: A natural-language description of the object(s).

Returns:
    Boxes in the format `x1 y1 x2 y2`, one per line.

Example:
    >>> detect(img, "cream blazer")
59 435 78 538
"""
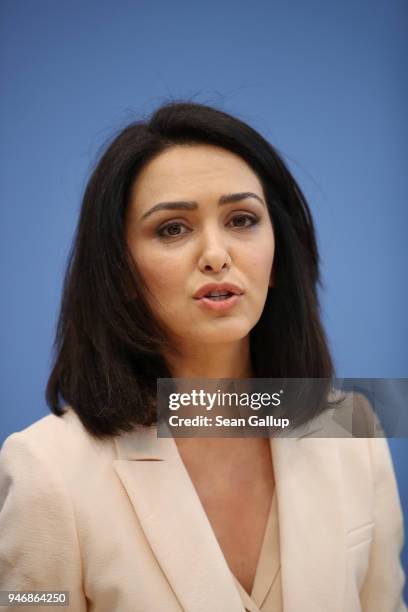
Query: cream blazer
0 408 406 611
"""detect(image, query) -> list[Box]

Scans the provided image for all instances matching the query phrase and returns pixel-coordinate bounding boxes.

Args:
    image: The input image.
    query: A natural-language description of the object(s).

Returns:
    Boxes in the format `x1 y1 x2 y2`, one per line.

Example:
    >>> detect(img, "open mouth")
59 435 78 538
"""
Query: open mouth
203 292 234 301
196 292 242 310
193 285 243 310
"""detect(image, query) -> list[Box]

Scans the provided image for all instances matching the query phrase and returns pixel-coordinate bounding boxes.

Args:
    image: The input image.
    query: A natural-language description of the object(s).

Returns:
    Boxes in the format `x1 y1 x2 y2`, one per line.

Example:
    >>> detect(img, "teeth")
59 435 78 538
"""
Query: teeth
207 295 230 301
206 291 230 297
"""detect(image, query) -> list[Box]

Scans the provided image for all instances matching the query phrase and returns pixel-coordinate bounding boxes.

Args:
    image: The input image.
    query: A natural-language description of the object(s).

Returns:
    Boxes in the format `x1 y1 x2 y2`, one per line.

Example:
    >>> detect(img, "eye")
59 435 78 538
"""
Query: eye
228 213 259 229
156 221 190 239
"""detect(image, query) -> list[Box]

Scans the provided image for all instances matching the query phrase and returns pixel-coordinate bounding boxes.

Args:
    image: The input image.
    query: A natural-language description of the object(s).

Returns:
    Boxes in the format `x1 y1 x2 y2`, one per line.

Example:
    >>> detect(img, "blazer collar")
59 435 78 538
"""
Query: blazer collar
113 424 346 612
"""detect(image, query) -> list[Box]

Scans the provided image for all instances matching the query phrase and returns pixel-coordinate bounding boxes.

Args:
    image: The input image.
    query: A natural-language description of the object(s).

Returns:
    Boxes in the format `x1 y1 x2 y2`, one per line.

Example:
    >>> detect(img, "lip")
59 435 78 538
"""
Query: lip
195 294 243 312
193 282 244 300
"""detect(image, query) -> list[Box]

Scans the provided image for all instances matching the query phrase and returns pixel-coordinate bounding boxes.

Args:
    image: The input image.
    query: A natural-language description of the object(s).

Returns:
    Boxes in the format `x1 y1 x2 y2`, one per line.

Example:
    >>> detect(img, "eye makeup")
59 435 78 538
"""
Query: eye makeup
155 212 261 240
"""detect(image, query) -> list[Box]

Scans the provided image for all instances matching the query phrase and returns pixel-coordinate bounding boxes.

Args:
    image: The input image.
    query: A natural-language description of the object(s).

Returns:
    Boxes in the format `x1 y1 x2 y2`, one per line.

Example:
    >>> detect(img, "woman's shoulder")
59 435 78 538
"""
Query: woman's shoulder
0 408 115 472
3 407 88 444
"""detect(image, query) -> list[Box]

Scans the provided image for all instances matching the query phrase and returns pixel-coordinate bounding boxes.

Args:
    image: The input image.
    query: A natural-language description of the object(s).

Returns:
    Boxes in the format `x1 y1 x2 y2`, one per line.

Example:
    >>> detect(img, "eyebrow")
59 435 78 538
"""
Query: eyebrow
139 191 265 221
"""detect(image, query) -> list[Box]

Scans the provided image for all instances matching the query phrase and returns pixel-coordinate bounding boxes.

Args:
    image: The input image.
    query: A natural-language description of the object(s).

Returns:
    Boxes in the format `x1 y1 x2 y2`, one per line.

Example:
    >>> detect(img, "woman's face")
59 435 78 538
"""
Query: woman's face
126 144 275 346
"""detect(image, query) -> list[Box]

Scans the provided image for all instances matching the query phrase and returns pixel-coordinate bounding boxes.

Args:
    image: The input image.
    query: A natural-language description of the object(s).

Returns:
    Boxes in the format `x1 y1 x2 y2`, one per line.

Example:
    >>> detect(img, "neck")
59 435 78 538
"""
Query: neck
164 336 253 379
163 336 261 464
174 434 274 490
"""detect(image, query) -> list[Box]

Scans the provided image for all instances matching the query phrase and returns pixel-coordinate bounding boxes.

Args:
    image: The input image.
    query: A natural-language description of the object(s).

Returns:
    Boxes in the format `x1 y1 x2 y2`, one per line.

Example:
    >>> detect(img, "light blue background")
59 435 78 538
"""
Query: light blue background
1 0 407 597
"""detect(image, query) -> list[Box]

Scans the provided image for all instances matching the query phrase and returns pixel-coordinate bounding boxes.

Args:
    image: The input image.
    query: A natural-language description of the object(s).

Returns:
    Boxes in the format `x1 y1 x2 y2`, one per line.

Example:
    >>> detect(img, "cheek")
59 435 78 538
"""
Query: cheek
259 227 275 272
262 242 275 275
134 248 187 296
240 235 275 280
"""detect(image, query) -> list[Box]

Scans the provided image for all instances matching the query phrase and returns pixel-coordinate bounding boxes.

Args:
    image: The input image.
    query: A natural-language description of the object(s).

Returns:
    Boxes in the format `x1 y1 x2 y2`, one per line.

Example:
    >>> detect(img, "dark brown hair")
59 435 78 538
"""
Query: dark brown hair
46 101 333 438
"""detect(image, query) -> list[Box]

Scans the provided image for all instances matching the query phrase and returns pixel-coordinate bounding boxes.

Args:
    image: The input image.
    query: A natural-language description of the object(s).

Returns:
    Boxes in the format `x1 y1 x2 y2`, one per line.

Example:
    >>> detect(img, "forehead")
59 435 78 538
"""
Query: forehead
129 144 264 205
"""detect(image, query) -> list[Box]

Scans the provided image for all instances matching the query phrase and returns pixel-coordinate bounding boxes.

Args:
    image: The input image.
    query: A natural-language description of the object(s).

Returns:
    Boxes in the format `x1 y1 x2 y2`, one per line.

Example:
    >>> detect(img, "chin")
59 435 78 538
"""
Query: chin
184 320 252 345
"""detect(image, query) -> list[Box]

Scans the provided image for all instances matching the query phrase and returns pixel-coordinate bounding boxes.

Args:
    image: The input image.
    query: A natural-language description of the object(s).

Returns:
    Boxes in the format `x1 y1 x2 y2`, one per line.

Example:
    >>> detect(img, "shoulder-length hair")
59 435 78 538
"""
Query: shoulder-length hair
46 101 333 438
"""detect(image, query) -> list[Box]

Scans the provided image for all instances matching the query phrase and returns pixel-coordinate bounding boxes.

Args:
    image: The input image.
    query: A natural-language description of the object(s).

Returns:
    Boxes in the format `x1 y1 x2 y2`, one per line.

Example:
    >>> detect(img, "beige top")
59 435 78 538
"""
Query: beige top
0 411 405 611
233 490 282 612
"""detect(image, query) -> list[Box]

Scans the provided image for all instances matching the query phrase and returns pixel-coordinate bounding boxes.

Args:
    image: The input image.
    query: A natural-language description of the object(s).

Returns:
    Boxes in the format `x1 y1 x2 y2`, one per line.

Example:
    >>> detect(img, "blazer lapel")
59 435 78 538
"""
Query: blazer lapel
113 426 244 612
272 434 347 612
113 422 347 612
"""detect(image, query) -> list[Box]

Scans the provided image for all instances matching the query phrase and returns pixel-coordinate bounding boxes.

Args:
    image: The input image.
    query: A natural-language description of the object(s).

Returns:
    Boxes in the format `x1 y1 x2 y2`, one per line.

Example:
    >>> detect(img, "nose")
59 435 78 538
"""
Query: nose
197 228 232 273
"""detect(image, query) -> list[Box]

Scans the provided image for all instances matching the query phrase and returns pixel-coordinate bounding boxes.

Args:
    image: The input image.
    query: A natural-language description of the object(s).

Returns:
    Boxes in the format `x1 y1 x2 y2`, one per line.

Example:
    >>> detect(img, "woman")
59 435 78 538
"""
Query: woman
0 102 405 611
